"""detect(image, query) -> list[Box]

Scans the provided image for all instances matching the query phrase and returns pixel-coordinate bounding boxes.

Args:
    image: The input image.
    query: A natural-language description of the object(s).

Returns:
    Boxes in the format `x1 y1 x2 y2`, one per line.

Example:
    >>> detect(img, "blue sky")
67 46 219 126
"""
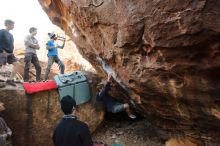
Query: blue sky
0 0 58 42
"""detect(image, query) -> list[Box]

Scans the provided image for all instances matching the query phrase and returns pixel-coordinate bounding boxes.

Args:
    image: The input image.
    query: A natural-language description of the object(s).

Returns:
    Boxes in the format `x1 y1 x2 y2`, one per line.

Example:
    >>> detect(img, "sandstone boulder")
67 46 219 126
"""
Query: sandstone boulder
38 0 220 144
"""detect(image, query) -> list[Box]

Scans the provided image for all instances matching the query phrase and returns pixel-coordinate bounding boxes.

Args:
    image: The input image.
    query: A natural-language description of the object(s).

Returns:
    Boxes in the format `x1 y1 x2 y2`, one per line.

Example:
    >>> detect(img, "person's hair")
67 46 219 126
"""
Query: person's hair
29 27 37 33
4 19 14 26
61 95 76 115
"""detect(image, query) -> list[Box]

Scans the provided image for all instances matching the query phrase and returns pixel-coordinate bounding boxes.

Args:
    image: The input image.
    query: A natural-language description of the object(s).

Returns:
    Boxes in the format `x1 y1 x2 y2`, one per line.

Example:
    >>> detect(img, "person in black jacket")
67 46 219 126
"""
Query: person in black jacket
53 95 93 146
0 19 17 86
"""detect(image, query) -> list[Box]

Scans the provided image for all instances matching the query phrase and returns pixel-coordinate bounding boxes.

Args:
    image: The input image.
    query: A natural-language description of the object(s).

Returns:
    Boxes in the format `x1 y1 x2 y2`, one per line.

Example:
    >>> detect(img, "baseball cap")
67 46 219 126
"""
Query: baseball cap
48 32 56 39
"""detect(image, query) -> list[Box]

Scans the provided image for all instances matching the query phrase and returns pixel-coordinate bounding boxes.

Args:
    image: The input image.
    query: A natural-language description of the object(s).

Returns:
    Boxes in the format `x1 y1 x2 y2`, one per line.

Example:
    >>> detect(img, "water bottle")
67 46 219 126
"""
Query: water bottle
57 35 66 41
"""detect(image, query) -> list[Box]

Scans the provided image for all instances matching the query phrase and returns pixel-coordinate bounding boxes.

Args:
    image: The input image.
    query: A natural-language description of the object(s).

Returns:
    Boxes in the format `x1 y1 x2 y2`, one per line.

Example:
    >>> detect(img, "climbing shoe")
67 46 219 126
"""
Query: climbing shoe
128 113 136 119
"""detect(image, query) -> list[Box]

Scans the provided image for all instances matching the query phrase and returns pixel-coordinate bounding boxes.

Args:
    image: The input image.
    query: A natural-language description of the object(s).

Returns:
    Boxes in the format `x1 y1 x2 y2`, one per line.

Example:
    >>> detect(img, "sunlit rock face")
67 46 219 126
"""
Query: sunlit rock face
39 0 220 144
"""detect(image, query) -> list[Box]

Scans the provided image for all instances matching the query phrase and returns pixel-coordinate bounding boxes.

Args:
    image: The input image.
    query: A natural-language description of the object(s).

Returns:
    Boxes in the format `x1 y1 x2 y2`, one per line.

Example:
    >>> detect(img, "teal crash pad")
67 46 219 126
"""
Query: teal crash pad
54 71 91 105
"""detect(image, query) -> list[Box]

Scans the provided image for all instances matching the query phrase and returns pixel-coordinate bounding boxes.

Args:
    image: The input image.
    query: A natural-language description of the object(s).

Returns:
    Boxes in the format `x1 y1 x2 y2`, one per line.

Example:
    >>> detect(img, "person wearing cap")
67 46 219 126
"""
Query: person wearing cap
96 74 136 119
0 19 18 86
53 95 93 146
23 27 41 82
44 33 65 80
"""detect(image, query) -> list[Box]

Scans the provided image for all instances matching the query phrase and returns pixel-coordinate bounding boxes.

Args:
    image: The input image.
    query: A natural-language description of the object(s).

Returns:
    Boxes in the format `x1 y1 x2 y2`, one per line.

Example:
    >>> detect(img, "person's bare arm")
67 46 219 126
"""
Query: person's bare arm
57 39 66 49
107 73 113 82
46 39 66 50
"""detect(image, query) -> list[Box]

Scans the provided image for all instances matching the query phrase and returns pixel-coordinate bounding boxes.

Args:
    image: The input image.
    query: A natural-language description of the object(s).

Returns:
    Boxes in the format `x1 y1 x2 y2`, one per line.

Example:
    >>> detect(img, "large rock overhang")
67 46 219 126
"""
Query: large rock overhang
38 0 220 144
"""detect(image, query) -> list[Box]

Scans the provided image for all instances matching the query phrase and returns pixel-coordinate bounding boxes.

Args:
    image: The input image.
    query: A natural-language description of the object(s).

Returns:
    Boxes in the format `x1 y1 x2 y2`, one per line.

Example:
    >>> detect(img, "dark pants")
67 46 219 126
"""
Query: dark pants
23 53 41 81
44 56 65 80
108 102 125 113
0 52 17 65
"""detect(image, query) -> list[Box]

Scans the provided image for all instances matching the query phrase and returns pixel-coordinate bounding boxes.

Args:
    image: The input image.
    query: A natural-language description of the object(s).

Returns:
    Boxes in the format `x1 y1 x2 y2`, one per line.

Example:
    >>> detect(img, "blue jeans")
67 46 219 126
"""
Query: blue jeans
44 56 65 80
108 102 125 113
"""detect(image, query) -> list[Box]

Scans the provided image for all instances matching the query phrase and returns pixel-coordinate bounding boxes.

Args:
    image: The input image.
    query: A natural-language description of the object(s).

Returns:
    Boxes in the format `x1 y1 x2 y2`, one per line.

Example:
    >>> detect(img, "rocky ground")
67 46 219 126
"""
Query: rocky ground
92 112 167 146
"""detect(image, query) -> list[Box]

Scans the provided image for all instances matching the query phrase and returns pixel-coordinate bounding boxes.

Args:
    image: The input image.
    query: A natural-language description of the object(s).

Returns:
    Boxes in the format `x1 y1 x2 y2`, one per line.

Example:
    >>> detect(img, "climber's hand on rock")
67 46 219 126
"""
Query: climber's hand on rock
107 74 112 81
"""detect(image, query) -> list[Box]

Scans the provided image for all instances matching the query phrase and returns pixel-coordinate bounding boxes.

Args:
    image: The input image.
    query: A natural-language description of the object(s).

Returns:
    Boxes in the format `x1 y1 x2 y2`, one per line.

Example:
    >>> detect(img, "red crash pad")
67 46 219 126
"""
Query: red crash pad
22 80 58 94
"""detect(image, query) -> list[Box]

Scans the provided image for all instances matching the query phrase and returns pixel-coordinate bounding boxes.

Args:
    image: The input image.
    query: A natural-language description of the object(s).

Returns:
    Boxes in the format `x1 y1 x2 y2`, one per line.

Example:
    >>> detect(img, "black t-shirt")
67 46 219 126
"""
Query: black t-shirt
0 29 14 53
53 115 93 146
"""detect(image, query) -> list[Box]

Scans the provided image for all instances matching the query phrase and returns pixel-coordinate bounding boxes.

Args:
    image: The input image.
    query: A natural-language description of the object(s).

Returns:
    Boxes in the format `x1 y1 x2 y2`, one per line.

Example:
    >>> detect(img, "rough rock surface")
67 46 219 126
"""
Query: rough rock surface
0 74 104 146
166 138 199 146
38 0 220 145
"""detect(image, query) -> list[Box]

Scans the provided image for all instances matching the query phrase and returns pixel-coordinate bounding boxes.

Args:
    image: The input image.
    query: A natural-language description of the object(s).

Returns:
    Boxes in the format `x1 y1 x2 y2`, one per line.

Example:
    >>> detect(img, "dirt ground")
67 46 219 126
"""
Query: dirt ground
92 112 169 146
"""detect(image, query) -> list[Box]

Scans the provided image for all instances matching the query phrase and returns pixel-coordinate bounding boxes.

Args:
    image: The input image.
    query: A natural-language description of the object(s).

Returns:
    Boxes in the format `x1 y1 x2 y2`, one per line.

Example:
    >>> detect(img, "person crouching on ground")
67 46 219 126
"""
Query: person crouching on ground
96 74 136 119
44 33 65 80
53 95 93 146
23 27 41 82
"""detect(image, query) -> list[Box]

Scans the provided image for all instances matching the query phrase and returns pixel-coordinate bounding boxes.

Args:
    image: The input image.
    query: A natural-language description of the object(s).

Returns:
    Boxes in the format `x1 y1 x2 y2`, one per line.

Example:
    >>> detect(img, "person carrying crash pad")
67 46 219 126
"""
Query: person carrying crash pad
53 95 93 146
44 33 65 80
96 74 136 119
